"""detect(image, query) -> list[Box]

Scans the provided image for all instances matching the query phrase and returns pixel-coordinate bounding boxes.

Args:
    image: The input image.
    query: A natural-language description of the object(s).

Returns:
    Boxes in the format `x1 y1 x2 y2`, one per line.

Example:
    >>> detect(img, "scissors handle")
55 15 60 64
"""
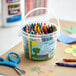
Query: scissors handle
0 57 5 62
0 57 17 67
8 52 20 64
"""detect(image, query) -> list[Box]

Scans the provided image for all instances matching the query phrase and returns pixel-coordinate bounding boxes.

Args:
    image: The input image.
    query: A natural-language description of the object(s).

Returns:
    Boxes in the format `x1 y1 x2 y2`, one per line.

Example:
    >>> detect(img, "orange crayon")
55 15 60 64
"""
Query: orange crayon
63 59 76 62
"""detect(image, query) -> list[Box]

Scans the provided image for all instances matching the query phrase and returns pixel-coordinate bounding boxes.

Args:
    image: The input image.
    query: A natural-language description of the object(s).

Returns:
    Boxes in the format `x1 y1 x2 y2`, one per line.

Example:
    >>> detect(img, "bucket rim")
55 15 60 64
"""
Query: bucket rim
22 21 58 37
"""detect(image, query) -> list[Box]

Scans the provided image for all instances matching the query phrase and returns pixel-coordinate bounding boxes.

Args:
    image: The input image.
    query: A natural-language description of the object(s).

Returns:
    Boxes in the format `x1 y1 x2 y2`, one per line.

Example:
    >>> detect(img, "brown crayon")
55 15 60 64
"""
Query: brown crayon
63 59 76 62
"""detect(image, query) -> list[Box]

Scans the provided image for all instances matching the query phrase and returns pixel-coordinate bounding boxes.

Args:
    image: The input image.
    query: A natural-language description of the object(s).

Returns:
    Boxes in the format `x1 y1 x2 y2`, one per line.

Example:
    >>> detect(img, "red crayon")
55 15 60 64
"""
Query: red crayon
28 24 30 29
48 25 50 28
44 28 47 34
25 27 27 32
43 24 46 30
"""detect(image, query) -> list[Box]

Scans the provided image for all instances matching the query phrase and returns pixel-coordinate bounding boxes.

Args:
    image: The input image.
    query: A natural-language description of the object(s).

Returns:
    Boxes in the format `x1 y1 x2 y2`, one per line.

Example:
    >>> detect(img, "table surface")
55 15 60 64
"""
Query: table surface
0 20 76 76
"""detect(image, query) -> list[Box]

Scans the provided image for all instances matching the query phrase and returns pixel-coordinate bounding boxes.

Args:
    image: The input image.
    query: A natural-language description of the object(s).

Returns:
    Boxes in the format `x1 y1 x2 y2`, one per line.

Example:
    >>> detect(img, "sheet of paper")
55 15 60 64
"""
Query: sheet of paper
57 32 76 43
64 44 76 57
69 34 76 38
64 26 76 34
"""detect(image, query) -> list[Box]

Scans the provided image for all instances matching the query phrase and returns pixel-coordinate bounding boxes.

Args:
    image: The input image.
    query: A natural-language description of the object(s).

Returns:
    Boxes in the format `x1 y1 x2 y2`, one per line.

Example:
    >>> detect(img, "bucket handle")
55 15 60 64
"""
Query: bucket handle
21 7 60 36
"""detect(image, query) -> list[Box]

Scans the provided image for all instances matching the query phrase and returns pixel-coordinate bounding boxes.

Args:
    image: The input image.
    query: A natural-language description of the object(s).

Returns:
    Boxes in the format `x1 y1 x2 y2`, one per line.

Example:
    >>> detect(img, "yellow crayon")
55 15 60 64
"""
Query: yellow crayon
36 23 38 27
31 30 33 32
38 27 40 32
35 26 37 31
27 30 28 33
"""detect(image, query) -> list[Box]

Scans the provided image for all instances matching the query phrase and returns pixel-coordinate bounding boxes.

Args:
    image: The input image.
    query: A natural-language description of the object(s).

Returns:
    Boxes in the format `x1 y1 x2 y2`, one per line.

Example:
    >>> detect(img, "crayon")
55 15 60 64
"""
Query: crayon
56 63 76 67
63 59 76 62
23 23 57 35
30 23 33 28
38 23 41 29
28 24 30 30
23 26 26 31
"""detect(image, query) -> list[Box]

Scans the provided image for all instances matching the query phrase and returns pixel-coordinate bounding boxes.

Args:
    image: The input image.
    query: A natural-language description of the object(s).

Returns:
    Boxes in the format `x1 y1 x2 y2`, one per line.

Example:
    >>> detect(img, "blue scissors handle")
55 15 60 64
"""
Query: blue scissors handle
8 52 20 64
0 57 17 67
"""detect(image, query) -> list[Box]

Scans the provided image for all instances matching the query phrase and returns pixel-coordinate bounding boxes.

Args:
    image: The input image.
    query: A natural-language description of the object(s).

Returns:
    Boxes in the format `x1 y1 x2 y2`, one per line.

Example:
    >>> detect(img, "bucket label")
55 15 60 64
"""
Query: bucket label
7 4 22 23
24 37 56 60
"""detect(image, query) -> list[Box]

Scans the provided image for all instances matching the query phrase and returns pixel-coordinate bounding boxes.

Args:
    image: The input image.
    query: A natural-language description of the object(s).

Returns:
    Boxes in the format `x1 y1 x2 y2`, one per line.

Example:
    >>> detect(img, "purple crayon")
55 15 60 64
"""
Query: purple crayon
56 63 76 67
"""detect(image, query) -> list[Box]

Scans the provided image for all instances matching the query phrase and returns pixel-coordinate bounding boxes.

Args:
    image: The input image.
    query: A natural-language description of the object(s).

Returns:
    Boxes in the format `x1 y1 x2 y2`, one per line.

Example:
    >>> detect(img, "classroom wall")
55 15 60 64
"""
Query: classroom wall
47 0 76 22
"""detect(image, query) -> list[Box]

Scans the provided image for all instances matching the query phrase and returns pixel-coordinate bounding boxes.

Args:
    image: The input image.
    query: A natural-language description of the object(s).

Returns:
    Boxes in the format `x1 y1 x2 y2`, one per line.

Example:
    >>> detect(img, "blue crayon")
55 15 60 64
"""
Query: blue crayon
56 63 76 67
23 26 26 31
32 27 35 31
50 29 52 33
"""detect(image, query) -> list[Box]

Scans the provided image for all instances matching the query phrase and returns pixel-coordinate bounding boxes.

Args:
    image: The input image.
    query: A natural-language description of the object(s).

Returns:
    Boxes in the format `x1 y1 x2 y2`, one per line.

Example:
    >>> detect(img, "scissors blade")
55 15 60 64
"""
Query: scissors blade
15 67 22 75
16 66 25 73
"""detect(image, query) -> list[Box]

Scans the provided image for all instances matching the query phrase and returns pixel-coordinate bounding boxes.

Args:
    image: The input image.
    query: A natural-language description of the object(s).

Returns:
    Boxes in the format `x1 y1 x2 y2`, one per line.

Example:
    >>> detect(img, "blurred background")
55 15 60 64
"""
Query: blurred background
0 0 76 55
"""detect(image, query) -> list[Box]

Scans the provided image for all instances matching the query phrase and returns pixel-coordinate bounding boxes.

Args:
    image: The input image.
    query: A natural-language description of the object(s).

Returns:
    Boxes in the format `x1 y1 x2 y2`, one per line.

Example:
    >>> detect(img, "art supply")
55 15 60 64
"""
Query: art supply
21 7 60 60
69 34 76 38
64 44 76 57
57 32 76 44
23 23 57 35
0 52 25 75
64 26 76 34
63 59 76 62
56 63 76 67
0 0 24 27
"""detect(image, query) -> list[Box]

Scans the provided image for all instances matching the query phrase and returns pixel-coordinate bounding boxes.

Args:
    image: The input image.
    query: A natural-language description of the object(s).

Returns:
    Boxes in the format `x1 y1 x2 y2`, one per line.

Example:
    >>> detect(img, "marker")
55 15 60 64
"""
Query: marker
56 63 76 67
63 59 76 62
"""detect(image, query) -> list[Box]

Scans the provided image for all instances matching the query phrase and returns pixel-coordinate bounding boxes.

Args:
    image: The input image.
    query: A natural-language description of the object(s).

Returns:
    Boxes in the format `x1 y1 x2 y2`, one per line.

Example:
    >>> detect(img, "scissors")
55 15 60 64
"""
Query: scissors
0 52 25 75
